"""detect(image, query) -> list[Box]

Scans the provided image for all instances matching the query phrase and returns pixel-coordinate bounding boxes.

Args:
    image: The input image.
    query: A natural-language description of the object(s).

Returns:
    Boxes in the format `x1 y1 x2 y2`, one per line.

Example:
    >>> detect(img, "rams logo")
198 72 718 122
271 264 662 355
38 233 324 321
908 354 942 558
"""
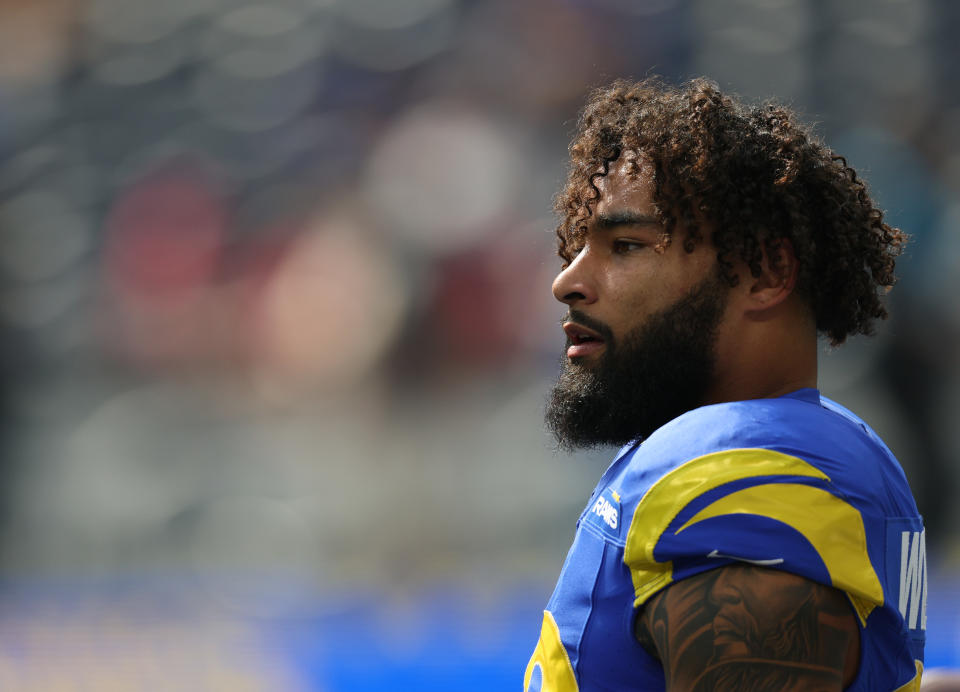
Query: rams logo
623 448 884 624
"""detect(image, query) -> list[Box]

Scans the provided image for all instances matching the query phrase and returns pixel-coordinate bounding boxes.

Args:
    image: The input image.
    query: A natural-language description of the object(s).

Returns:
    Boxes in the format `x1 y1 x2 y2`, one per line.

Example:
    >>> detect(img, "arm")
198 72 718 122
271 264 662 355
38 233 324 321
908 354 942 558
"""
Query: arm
635 564 860 692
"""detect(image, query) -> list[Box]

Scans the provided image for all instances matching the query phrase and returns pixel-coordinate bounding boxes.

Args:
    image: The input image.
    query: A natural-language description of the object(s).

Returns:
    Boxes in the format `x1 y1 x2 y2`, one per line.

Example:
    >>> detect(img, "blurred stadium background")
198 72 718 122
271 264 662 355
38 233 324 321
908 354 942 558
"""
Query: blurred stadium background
0 0 957 688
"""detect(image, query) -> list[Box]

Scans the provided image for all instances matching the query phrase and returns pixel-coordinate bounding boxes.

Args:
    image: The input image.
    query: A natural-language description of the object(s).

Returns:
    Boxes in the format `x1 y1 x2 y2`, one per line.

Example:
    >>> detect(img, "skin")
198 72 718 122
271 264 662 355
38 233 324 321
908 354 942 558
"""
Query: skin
636 566 861 691
551 152 860 690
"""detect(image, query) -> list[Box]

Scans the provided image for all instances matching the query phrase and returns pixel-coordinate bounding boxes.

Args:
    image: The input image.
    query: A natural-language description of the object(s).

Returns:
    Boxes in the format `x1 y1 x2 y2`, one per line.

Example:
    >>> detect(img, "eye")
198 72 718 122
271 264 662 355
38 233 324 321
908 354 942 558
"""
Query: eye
612 239 646 254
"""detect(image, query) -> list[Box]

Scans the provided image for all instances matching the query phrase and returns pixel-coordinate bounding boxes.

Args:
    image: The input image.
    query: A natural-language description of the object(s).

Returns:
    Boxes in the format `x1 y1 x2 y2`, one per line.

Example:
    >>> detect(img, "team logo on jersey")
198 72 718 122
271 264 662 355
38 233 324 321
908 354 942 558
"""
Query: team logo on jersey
583 487 621 538
623 448 884 622
886 518 927 634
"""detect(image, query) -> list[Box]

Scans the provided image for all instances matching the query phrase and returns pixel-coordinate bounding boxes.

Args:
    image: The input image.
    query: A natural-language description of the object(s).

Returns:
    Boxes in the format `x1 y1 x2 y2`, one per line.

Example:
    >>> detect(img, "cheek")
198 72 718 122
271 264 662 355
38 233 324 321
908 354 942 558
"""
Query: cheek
614 278 670 322
609 291 650 335
744 580 809 625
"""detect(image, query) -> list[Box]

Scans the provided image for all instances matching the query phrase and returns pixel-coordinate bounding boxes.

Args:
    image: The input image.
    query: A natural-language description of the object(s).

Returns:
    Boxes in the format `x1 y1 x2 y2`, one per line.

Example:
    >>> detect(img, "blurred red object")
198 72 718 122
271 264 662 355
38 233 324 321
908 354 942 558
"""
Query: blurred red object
105 175 226 301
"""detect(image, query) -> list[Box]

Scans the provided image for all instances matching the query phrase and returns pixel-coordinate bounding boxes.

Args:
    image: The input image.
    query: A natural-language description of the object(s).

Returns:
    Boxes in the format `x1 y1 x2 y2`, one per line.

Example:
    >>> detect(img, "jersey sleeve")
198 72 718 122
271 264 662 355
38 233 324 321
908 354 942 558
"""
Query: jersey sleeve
621 447 885 625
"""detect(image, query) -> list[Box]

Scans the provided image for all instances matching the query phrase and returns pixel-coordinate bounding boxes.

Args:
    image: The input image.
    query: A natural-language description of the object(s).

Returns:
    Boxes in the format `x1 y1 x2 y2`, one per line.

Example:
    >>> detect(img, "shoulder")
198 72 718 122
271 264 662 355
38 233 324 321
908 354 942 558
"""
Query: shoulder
618 390 909 510
612 394 835 514
642 389 863 457
616 392 925 690
617 392 902 614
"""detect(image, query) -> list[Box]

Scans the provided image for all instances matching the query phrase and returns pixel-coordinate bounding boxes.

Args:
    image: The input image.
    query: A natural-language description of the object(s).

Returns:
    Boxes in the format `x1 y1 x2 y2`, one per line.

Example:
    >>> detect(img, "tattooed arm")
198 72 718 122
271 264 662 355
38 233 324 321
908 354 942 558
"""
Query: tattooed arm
635 564 860 692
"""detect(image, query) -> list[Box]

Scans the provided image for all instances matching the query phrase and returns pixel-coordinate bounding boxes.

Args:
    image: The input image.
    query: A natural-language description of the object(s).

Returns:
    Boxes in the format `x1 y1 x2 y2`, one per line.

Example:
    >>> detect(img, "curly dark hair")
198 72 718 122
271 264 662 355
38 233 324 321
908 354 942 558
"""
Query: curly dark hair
556 77 906 345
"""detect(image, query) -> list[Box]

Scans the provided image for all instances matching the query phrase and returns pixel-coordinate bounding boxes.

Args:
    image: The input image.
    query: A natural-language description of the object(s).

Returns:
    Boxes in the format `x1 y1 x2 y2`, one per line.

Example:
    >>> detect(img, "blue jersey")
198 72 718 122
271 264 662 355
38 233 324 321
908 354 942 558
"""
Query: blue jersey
525 389 925 691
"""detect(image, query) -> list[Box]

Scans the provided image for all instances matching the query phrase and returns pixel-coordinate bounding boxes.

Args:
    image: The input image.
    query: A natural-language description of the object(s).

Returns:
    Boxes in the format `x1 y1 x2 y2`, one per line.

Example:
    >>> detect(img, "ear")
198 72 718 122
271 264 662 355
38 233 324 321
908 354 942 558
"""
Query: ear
744 237 798 312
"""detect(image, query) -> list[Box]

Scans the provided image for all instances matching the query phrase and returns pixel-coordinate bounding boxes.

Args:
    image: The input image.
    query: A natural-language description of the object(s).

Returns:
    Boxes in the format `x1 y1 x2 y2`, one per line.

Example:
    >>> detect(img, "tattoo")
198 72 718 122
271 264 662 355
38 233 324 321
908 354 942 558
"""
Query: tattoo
635 565 860 691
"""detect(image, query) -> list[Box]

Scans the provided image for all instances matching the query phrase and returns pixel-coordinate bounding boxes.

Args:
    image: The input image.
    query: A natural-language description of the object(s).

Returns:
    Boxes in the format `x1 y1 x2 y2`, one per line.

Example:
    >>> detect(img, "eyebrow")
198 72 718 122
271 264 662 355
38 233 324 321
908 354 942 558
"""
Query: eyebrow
594 211 660 229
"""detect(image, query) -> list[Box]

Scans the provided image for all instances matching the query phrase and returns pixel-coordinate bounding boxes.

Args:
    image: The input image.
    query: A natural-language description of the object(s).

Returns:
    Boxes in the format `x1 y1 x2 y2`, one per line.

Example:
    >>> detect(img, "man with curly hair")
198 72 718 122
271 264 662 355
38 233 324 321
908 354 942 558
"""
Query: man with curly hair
526 78 925 691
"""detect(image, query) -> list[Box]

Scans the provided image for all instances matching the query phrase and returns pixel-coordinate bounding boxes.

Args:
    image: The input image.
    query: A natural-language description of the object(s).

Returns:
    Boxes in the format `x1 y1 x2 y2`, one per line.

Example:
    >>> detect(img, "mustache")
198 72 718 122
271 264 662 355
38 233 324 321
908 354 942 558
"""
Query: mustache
561 310 614 343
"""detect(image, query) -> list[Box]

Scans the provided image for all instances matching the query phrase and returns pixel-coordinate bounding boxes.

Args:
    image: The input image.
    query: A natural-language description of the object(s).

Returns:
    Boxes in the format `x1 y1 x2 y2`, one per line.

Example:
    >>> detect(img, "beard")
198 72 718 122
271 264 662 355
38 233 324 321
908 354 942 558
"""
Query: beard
545 272 728 450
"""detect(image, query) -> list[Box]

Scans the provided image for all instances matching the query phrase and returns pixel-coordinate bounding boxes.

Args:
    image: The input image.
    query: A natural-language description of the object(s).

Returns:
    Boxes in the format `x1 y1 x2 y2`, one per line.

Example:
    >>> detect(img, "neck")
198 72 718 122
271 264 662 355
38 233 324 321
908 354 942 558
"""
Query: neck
706 302 818 405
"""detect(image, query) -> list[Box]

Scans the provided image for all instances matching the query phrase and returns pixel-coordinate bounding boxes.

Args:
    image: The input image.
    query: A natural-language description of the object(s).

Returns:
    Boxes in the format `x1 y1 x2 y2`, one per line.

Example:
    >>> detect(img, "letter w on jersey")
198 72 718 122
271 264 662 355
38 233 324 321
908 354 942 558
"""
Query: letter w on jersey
898 529 927 630
886 518 927 639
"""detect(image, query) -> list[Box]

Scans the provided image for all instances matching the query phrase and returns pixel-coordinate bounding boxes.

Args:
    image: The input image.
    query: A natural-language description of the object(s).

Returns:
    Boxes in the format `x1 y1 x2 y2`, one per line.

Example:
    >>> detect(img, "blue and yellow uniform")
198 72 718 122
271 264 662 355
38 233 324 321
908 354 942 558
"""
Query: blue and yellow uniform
525 388 925 691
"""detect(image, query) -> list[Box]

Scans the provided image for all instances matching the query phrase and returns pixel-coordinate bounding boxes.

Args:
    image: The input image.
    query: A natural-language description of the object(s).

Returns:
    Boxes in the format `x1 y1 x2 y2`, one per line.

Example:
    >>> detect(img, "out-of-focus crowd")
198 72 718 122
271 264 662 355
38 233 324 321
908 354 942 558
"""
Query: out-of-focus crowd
0 0 958 687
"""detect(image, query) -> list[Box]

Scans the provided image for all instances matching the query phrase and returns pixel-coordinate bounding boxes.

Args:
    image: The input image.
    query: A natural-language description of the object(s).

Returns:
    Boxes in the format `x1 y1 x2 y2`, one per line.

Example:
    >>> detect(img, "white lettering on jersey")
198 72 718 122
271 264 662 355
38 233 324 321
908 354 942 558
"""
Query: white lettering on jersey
591 496 618 530
898 529 927 631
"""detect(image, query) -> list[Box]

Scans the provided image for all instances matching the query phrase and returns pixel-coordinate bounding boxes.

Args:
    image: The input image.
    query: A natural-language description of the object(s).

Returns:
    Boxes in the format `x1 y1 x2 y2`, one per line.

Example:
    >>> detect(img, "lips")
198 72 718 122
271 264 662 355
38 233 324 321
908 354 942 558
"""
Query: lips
712 612 750 657
563 321 606 358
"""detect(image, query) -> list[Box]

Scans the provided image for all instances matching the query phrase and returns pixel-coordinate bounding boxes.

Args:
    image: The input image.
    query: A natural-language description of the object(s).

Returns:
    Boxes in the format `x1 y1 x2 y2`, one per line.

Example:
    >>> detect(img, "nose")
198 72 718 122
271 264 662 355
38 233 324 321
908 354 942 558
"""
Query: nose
552 249 597 306
708 566 744 607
